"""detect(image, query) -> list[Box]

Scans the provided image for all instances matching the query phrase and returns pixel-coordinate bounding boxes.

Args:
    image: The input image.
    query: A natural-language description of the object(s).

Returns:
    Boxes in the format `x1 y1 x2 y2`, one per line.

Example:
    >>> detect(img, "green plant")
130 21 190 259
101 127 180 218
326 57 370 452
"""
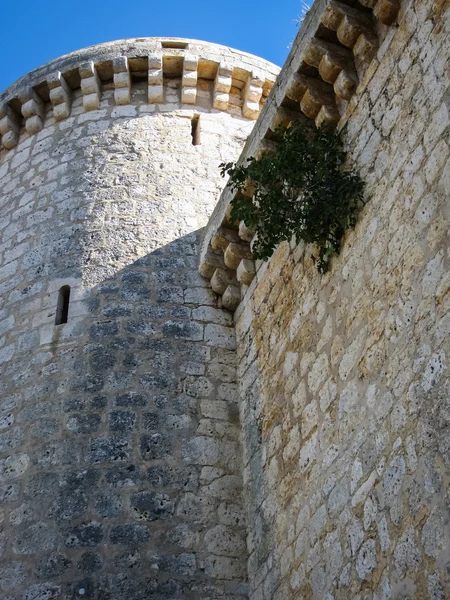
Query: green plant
220 120 365 272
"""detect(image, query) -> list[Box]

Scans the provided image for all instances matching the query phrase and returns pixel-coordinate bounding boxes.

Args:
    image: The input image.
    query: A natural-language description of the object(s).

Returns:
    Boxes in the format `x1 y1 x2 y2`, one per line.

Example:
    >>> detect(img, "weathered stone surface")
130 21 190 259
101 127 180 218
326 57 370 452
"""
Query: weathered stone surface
0 38 269 599
109 524 150 545
65 522 103 548
13 521 59 554
34 553 72 579
226 1 450 597
1 6 449 599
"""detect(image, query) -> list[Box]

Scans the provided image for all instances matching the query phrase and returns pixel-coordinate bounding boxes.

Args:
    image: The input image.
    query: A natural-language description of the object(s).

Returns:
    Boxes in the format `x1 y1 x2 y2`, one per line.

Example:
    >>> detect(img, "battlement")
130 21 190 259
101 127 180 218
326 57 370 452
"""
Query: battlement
0 38 279 152
200 0 403 311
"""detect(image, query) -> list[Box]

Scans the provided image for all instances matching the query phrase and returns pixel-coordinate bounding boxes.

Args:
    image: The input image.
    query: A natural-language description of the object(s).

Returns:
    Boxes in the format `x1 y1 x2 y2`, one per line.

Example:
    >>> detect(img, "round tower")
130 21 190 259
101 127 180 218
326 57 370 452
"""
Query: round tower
0 38 279 599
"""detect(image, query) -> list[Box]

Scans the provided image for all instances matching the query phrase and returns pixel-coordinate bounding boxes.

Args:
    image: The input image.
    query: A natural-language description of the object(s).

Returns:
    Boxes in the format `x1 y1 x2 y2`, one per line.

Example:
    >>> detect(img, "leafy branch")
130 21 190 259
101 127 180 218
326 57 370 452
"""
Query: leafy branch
220 121 365 272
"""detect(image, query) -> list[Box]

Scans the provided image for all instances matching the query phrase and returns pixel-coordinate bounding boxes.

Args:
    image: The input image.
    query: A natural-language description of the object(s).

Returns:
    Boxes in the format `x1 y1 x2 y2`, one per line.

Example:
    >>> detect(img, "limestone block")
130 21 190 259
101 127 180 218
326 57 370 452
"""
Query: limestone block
224 242 253 270
199 247 226 279
319 52 346 84
242 70 264 120
204 524 246 557
0 104 20 149
19 89 45 134
338 16 367 48
147 85 163 103
213 92 230 111
148 52 163 103
334 69 359 101
356 539 377 579
24 115 42 135
238 221 254 242
182 55 198 105
48 71 72 121
394 528 422 577
299 77 336 120
322 0 346 30
373 0 400 25
213 63 233 111
0 453 30 482
305 38 357 94
113 56 131 106
211 227 241 251
210 268 239 295
222 285 241 311
321 1 376 50
236 259 256 286
79 61 101 112
304 37 330 68
353 31 378 62
114 88 131 106
285 72 308 103
315 105 340 129
204 555 245 580
182 87 197 105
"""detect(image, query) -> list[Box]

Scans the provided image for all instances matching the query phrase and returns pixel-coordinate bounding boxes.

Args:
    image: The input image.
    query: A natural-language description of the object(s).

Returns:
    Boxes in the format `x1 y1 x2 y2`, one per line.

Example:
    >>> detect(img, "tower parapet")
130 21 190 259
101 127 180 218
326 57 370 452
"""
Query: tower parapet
0 38 278 152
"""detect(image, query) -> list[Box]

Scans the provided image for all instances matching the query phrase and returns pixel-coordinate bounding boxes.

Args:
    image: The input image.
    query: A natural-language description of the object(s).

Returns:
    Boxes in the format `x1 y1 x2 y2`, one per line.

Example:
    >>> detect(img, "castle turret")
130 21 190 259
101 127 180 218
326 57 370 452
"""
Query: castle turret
0 38 279 598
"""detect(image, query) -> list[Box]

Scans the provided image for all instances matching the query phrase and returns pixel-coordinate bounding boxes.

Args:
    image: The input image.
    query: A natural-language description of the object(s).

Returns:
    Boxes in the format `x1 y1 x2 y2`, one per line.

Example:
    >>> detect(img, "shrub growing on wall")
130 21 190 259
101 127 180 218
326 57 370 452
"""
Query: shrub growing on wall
220 120 365 272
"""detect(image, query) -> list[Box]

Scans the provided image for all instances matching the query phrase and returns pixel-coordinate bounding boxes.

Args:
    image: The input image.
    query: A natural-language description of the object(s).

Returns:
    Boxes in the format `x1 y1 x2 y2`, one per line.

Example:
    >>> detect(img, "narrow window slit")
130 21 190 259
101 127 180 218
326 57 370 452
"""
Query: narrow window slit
55 285 71 325
191 115 200 146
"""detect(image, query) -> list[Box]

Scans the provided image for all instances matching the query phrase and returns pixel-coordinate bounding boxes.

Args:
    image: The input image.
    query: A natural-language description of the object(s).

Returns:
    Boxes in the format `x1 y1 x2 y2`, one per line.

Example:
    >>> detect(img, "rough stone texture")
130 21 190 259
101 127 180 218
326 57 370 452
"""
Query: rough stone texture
233 0 450 597
1 1 450 597
0 39 277 598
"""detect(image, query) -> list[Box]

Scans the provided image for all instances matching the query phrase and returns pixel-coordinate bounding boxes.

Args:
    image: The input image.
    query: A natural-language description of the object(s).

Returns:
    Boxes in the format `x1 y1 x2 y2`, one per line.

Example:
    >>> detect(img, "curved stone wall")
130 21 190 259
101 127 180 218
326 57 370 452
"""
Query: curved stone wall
0 37 279 152
0 40 279 598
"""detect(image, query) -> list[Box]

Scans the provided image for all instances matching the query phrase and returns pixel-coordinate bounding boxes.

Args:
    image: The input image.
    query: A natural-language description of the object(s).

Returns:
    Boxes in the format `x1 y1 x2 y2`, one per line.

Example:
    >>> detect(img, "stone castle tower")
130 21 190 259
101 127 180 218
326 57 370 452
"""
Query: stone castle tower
0 38 279 598
1 0 449 597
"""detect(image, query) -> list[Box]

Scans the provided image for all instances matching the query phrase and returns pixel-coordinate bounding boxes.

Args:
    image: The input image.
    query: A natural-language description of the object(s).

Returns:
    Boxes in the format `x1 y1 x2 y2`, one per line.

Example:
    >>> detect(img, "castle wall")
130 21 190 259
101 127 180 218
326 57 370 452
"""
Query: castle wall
0 43 279 598
233 0 450 598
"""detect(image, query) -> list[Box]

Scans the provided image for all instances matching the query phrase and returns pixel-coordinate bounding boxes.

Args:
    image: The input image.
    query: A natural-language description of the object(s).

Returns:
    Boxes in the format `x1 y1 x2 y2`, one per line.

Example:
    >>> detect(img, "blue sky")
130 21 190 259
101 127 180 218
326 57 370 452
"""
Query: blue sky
0 0 308 93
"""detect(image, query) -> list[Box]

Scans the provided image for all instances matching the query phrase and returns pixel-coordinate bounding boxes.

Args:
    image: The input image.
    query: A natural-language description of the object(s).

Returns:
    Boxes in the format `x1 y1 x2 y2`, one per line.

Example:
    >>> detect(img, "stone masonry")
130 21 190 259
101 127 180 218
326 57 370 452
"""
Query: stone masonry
1 0 450 598
0 39 279 599
201 0 450 597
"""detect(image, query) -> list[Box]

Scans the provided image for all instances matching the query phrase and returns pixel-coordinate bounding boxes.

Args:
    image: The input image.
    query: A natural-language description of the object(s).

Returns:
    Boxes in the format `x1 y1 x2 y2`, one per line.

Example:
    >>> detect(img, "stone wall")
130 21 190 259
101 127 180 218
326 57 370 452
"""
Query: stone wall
0 41 279 599
232 0 450 598
1 5 449 598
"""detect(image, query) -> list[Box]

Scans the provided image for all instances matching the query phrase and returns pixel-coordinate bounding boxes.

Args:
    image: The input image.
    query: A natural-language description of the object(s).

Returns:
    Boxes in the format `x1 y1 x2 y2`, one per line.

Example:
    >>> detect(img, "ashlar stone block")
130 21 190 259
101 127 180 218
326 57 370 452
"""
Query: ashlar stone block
113 56 131 106
48 71 72 121
79 61 101 112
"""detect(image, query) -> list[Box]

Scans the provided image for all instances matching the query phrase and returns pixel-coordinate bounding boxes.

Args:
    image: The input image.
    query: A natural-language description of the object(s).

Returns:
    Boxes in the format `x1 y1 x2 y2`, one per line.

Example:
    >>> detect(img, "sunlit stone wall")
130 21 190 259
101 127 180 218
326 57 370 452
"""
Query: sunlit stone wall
232 1 450 597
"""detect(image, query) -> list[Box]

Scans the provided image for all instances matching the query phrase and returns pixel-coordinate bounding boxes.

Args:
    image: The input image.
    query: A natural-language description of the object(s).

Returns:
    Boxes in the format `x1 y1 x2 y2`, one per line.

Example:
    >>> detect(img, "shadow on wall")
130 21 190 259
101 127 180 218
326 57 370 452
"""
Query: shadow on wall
1 229 253 600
